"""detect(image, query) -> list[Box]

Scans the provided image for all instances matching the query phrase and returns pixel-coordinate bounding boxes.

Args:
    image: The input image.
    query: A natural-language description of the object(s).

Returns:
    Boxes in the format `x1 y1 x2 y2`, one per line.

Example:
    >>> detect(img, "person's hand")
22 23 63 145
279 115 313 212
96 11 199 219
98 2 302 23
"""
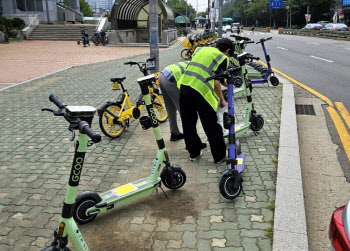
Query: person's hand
220 99 227 108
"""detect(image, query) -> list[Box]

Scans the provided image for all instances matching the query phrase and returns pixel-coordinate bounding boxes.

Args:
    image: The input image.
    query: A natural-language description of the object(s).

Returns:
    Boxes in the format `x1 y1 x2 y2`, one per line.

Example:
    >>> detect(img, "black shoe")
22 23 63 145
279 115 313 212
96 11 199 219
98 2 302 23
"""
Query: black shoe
170 133 184 141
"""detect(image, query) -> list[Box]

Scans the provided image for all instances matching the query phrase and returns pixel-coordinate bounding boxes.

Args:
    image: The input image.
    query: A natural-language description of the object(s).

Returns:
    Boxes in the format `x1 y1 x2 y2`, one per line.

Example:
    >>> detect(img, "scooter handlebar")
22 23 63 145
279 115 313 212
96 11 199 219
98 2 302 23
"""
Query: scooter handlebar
80 122 101 143
205 67 241 82
49 94 66 109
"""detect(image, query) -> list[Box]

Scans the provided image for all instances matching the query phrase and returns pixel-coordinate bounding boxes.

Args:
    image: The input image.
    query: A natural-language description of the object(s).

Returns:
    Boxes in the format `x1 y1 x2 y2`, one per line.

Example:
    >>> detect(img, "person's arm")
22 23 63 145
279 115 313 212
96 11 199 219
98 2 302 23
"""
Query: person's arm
214 80 227 108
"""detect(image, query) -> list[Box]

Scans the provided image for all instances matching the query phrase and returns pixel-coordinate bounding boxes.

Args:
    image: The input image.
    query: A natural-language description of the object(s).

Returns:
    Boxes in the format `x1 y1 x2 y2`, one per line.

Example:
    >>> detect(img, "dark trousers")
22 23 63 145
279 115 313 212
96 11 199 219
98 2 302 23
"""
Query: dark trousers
180 89 226 162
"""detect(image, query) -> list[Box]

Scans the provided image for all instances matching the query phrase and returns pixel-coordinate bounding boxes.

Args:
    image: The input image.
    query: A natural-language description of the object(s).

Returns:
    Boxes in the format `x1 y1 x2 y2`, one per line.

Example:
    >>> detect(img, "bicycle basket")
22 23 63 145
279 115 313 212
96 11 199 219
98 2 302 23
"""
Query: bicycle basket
183 40 189 47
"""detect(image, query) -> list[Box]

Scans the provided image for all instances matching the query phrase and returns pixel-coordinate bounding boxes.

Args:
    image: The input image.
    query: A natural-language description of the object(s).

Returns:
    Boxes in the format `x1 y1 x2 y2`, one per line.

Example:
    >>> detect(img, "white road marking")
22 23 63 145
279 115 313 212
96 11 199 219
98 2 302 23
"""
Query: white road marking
283 38 291 40
307 42 320 45
345 48 350 50
277 47 288 50
310 55 334 63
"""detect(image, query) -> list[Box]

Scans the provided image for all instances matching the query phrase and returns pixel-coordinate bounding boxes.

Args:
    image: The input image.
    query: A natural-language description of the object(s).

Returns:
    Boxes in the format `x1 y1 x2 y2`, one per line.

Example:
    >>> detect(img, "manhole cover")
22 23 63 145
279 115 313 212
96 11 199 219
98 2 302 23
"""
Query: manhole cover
295 104 316 115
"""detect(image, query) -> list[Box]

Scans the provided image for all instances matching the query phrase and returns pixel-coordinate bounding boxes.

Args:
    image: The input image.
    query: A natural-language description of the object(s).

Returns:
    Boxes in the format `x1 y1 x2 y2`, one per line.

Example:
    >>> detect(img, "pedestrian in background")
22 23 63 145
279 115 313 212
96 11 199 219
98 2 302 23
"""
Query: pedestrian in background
251 24 255 34
177 38 234 163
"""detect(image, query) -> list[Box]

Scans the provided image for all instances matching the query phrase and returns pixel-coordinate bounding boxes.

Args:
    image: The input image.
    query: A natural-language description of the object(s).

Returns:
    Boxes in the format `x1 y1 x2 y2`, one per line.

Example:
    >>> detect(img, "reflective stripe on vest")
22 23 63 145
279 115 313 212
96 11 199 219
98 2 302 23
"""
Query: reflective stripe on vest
166 61 189 83
177 47 228 111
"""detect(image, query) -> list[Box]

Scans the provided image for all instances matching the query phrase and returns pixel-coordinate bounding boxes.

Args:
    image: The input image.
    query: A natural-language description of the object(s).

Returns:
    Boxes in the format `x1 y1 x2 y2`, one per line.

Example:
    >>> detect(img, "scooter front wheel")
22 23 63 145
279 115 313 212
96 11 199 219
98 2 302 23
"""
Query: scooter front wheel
73 196 98 224
219 175 242 200
250 116 264 132
161 169 186 189
270 76 279 86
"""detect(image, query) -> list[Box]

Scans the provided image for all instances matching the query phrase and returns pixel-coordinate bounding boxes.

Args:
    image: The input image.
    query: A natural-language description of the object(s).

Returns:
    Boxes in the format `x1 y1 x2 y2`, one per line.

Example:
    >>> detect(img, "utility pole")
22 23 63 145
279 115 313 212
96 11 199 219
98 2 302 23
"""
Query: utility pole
306 5 309 24
218 0 223 38
290 5 292 29
149 0 159 72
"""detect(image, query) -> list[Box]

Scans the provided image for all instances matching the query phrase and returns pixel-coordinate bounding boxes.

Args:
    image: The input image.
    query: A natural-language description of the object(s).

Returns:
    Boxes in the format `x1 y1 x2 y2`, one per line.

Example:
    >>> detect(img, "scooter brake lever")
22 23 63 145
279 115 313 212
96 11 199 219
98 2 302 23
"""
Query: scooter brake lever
41 108 55 113
69 128 76 142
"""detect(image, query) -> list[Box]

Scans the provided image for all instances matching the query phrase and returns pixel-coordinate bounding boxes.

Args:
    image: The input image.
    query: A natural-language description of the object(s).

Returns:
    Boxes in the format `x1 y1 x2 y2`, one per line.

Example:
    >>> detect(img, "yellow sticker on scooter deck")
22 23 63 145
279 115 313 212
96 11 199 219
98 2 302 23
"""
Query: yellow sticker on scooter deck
237 158 243 164
112 184 137 196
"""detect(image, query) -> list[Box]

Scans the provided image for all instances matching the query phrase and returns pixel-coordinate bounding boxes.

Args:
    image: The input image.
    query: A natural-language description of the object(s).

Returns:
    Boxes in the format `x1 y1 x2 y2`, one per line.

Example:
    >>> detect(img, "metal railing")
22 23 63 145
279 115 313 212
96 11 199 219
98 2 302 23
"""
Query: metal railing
56 2 84 23
22 15 39 39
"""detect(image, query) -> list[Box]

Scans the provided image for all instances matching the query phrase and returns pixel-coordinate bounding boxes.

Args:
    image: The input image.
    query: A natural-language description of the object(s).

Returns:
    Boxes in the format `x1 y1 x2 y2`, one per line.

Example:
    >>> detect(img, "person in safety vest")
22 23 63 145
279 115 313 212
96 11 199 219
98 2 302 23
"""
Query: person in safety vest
177 38 234 163
159 61 191 142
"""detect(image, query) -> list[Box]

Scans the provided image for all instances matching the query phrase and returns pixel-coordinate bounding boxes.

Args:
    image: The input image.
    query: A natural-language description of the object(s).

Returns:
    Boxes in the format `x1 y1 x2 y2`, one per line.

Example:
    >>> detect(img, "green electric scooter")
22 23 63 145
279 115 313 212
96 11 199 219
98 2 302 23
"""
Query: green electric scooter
224 52 264 137
73 74 186 225
42 75 186 250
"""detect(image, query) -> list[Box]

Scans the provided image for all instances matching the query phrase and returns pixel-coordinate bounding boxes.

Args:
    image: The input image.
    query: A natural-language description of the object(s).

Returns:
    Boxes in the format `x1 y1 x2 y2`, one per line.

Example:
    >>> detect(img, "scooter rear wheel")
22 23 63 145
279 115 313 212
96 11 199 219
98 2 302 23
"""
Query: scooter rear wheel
73 197 98 224
270 76 279 86
219 175 242 200
161 169 186 189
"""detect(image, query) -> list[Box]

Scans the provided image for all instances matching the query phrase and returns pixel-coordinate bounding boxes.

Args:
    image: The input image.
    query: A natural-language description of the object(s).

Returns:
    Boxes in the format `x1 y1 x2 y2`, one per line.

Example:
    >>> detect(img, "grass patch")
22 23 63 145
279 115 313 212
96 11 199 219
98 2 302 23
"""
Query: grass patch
265 226 274 243
272 158 278 164
8 38 24 43
268 201 275 211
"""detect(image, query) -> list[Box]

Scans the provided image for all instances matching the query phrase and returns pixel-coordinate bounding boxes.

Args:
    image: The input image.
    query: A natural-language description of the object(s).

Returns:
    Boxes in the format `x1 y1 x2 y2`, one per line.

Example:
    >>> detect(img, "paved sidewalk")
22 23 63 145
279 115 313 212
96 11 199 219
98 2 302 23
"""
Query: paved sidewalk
0 40 169 89
0 40 282 250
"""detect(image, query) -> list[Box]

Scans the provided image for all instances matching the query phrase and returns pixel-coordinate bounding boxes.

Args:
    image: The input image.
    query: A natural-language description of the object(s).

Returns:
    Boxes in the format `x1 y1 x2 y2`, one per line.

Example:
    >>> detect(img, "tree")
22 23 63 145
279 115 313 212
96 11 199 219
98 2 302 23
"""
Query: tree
80 0 93 17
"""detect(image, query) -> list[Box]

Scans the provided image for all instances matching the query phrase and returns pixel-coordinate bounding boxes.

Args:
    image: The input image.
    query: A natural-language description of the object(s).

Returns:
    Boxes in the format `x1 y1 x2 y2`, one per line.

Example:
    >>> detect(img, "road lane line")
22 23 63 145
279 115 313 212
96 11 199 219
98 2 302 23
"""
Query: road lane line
307 42 320 45
277 47 288 50
345 48 350 50
335 102 350 129
310 55 334 63
327 107 350 162
258 61 350 162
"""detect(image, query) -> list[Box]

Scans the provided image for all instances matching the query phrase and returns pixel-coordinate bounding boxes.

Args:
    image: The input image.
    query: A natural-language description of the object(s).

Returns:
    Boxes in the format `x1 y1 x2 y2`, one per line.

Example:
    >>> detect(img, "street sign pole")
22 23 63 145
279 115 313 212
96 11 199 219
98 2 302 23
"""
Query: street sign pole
149 0 159 72
218 0 223 38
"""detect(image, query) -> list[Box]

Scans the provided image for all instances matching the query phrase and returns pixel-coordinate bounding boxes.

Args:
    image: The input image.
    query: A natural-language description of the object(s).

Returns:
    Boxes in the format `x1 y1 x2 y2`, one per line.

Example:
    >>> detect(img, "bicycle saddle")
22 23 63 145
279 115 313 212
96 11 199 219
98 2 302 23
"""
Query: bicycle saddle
111 77 126 82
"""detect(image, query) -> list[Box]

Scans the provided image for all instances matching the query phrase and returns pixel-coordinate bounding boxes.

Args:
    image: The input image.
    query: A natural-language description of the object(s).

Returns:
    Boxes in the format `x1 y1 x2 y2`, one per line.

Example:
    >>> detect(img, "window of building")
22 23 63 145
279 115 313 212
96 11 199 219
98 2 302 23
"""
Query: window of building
16 0 43 12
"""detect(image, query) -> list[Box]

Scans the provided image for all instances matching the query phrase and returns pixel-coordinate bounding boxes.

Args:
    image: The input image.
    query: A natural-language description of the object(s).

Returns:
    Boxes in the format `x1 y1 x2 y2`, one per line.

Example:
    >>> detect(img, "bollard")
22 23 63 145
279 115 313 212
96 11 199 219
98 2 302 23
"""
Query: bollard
278 27 283 34
266 27 271 33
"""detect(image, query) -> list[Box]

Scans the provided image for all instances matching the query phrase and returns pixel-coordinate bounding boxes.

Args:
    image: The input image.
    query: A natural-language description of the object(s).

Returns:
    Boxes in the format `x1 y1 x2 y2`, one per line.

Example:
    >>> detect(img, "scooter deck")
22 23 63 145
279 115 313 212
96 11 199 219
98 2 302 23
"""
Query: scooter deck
235 122 251 137
99 177 161 205
236 153 245 173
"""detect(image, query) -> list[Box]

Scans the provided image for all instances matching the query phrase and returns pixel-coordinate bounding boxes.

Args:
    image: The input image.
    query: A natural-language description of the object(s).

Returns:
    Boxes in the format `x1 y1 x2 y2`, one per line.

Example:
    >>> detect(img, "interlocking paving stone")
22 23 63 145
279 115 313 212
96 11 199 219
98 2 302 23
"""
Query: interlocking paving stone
0 35 282 250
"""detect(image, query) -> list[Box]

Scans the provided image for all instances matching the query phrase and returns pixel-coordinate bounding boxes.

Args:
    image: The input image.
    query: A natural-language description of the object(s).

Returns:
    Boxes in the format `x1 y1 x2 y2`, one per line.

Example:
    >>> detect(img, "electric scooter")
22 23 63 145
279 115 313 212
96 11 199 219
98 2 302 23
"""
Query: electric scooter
42 94 101 250
223 52 264 137
249 37 279 87
206 66 246 199
73 74 186 225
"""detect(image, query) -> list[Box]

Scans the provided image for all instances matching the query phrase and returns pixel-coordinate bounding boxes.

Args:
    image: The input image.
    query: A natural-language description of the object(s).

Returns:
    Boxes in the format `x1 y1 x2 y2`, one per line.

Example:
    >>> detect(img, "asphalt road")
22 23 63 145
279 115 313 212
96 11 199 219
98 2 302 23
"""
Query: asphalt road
235 32 350 111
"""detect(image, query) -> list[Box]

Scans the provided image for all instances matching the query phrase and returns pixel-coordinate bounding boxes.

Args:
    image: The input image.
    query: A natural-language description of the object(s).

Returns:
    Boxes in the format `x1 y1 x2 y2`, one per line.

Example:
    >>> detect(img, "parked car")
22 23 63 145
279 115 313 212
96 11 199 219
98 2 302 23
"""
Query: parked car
224 24 232 32
329 201 350 250
302 23 323 30
323 23 350 31
215 26 226 33
317 21 330 27
231 23 240 33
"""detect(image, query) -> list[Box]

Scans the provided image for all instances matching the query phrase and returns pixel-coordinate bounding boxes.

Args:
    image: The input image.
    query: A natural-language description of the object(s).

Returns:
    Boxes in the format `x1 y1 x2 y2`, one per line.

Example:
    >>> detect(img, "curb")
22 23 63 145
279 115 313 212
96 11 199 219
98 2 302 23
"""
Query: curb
273 79 309 250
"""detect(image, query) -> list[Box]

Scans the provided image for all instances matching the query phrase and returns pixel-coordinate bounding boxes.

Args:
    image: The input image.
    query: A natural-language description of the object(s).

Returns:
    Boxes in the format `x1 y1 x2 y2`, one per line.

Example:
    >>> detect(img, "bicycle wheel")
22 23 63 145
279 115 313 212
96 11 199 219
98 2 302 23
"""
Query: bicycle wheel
99 103 126 138
151 94 168 123
181 49 192 60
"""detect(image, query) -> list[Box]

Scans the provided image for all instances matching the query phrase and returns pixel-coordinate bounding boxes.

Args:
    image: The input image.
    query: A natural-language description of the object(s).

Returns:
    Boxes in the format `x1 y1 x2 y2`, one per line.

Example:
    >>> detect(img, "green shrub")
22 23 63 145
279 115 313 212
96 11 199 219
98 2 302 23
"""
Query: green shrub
0 15 25 33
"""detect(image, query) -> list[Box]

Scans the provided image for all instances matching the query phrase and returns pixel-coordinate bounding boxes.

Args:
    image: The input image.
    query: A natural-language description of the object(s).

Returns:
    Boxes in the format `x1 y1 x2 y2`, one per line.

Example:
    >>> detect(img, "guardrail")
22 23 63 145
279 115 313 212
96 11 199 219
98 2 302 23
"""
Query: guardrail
22 15 39 39
56 2 84 23
282 28 350 38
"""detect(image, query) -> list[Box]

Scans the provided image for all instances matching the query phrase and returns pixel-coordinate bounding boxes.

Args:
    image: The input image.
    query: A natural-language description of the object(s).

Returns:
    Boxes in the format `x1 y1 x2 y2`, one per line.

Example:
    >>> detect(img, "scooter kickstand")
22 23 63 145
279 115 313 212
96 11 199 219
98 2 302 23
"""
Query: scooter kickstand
157 184 169 199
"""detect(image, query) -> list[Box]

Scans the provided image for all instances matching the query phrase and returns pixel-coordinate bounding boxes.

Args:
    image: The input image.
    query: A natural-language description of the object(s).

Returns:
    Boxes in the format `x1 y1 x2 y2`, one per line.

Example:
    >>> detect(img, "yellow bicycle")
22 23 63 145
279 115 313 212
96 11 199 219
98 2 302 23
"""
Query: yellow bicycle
98 75 167 138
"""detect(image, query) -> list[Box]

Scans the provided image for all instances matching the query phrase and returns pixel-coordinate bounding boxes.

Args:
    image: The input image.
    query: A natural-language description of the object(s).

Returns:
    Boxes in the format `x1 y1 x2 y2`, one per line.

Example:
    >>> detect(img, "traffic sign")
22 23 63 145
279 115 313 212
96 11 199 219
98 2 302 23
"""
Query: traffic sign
344 0 350 5
269 0 283 9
